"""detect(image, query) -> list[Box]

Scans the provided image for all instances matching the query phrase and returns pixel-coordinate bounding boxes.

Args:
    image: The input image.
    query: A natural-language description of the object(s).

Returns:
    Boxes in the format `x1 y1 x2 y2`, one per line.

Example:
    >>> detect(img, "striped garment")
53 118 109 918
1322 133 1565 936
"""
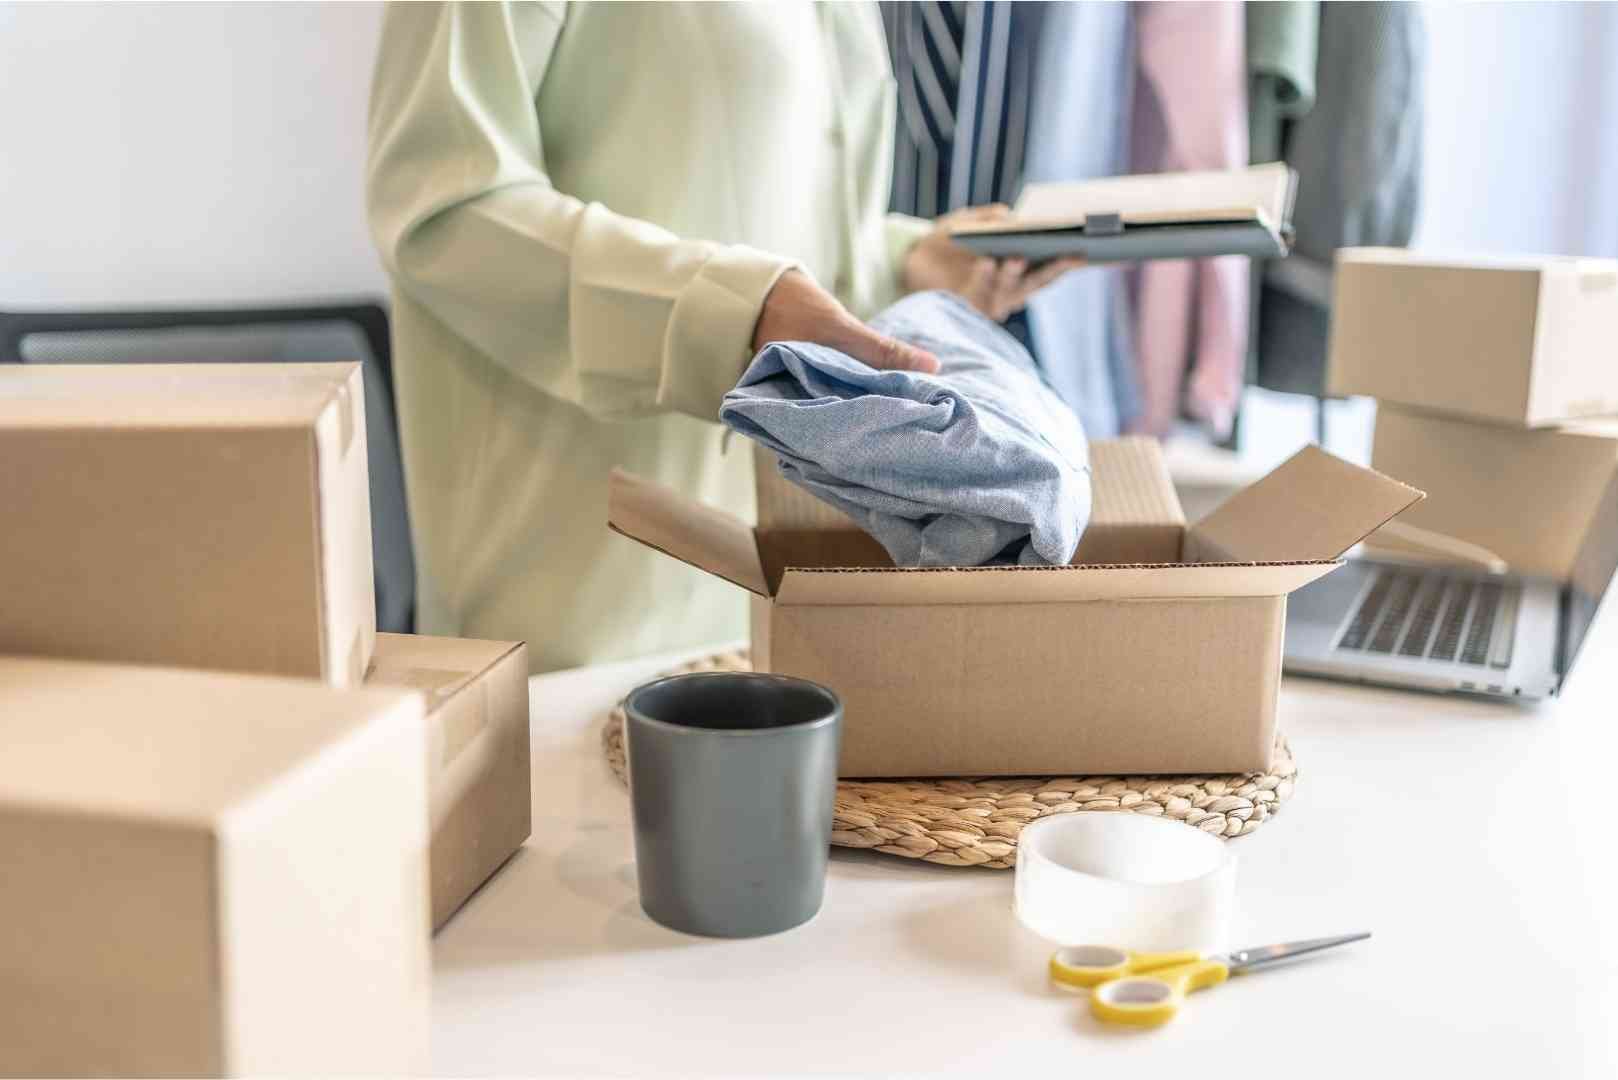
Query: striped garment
884 1 1036 218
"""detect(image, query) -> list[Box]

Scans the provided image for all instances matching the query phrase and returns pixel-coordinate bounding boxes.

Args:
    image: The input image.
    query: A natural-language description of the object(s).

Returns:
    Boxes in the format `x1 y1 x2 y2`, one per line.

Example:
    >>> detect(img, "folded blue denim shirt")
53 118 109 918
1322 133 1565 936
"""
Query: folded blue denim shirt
720 291 1091 567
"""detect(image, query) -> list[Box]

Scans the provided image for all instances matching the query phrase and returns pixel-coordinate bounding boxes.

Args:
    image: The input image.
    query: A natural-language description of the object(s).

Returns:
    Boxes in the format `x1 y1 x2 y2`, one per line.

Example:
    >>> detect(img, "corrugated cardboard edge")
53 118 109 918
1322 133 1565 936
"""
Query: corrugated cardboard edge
1185 445 1424 564
774 559 1340 605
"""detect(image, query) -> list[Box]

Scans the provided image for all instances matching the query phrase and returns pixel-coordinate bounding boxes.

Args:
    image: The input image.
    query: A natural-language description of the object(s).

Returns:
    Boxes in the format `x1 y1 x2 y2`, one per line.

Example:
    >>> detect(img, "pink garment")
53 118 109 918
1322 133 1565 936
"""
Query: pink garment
1129 2 1249 438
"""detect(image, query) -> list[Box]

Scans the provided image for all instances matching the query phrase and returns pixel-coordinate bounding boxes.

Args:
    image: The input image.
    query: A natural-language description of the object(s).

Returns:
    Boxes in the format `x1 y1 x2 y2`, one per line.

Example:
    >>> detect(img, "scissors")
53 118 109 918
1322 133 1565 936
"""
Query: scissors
1048 932 1370 1028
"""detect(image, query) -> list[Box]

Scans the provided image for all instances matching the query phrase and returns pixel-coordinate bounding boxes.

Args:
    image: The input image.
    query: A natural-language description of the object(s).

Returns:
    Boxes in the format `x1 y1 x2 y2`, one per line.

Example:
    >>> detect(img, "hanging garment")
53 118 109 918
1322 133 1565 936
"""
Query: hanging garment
884 1 1042 356
886 1 1036 217
1021 1 1140 439
1247 1 1320 165
1129 2 1250 438
1253 2 1425 396
721 291 1091 568
1245 1 1320 402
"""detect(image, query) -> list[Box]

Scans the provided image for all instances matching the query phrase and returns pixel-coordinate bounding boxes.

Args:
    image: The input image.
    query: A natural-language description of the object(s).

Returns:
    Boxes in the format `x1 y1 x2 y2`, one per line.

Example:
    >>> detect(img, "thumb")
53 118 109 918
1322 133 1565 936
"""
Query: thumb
843 323 941 374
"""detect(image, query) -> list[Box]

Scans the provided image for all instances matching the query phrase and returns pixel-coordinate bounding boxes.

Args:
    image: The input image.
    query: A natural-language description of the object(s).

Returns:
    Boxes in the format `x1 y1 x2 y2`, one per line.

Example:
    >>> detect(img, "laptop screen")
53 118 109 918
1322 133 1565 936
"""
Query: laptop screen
1560 473 1618 683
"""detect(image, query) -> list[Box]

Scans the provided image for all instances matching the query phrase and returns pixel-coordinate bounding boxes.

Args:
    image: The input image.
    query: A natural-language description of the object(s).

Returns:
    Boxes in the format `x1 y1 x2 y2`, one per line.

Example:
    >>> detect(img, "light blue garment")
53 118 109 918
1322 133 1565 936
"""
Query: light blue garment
1022 0 1139 437
720 291 1091 568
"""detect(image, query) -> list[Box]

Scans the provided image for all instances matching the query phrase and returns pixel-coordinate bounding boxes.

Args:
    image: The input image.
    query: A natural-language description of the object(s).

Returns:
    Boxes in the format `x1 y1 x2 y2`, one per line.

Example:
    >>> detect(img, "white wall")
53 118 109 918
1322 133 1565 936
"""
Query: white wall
0 1 385 307
1417 1 1618 257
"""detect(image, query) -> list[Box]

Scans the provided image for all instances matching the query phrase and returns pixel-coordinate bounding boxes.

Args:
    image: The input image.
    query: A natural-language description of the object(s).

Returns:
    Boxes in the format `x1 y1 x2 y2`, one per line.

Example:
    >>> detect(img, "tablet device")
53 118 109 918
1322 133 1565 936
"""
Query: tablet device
952 163 1298 264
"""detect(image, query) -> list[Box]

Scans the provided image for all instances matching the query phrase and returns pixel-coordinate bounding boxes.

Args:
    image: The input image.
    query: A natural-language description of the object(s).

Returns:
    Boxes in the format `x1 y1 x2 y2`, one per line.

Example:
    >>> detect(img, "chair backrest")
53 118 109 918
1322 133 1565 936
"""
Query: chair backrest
0 302 415 633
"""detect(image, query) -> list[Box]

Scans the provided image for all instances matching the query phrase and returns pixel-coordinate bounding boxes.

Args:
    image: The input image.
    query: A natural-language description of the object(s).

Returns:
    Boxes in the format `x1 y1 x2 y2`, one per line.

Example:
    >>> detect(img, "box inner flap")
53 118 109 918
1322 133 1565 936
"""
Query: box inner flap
774 560 1339 606
752 444 860 532
607 469 768 597
1185 445 1423 563
1088 436 1186 527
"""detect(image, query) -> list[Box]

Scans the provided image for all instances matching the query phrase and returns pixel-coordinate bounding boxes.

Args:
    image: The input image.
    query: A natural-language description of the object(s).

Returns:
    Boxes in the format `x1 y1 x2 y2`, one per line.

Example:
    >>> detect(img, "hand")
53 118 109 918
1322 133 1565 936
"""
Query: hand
752 269 940 374
903 204 1086 322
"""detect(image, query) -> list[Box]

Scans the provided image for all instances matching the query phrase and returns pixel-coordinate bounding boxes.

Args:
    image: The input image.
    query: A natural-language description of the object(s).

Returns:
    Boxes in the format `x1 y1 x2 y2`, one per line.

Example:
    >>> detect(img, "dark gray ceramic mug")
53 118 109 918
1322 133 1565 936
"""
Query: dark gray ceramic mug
624 671 842 938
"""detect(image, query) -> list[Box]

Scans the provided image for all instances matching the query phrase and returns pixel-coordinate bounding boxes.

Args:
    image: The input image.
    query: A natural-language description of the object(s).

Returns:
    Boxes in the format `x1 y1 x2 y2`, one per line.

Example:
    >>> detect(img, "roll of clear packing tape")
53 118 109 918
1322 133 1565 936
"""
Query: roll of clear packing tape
1015 813 1237 954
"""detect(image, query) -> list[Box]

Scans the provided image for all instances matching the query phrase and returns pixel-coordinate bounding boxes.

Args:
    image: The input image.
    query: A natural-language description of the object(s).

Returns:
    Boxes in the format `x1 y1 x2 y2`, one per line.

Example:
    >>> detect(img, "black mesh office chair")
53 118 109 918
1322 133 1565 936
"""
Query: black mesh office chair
0 301 416 633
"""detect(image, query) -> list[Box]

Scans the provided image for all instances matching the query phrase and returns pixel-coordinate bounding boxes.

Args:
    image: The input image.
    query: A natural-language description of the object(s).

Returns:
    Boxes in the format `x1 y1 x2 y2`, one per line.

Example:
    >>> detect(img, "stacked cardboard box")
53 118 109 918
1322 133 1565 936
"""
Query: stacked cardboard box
0 364 532 1074
1327 248 1618 672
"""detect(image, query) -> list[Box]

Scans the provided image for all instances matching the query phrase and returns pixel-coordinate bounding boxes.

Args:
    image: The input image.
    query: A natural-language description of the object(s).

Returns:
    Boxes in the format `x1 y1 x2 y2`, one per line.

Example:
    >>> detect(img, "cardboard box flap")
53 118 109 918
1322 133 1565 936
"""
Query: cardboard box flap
1088 436 1186 527
753 444 861 532
607 468 768 597
775 560 1339 606
1185 445 1423 563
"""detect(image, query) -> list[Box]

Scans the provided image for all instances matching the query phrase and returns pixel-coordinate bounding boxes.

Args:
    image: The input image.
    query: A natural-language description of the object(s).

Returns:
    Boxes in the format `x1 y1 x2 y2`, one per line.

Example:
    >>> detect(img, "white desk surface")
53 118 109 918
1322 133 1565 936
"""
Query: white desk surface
433 615 1618 1077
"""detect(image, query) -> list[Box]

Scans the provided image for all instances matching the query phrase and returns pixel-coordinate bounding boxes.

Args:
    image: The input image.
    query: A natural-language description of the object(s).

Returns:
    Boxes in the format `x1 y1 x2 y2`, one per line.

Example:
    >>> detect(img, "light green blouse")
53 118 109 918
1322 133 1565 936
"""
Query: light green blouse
366 1 928 671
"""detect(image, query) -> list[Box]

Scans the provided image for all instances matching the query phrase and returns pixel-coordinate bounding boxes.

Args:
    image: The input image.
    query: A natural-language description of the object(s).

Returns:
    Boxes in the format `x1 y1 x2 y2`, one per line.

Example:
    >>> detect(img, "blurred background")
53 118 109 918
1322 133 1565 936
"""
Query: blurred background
3 1 1616 477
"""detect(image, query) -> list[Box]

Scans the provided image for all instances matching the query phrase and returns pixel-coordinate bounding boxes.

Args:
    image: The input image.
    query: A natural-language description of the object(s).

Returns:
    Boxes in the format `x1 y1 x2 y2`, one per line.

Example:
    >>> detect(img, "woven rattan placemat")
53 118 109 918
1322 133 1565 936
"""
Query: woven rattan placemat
602 649 1297 868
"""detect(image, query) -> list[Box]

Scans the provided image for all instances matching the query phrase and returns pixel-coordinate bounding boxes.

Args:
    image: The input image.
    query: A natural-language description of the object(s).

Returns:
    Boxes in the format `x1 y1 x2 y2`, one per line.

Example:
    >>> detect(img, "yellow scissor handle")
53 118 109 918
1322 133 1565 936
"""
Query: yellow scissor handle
1049 946 1204 989
1089 958 1230 1028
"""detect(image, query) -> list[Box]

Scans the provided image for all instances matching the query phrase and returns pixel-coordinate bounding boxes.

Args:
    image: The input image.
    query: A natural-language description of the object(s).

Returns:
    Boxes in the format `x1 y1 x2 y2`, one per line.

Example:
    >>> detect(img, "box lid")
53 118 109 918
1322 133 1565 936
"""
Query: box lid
366 632 523 707
1184 445 1424 563
0 656 423 825
1337 247 1618 277
0 362 361 434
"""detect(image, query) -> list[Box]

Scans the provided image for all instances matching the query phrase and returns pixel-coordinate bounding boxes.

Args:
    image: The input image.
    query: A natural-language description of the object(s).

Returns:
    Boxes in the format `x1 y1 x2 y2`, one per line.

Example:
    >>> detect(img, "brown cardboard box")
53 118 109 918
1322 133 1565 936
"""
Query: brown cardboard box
610 440 1422 777
0 362 375 685
1327 248 1618 427
367 632 532 930
0 657 429 1077
1368 404 1618 580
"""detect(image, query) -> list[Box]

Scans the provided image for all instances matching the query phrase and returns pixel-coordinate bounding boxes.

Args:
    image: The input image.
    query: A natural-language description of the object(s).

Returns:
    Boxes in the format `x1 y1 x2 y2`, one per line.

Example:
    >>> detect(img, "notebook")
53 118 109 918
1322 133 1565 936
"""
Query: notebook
951 163 1298 264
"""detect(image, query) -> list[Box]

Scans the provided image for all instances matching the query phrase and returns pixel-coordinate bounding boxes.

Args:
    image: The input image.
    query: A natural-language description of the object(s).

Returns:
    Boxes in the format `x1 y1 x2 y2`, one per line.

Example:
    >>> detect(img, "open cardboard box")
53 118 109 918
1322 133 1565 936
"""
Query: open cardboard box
609 439 1422 777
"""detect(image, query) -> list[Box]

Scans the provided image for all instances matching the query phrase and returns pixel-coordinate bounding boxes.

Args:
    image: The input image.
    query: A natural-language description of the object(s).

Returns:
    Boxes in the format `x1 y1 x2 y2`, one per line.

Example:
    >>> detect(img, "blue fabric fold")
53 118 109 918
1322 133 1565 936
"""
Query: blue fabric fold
719 291 1091 568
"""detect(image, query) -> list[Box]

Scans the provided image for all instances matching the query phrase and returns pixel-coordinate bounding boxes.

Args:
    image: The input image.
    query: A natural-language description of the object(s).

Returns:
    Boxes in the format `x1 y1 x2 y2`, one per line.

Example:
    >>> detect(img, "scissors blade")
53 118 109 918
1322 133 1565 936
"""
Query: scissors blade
1225 931 1371 974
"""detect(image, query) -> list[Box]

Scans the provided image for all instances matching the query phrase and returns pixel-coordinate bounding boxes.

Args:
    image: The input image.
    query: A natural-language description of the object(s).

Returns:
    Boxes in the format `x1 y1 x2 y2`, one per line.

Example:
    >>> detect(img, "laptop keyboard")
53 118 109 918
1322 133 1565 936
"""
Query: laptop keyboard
1335 570 1517 669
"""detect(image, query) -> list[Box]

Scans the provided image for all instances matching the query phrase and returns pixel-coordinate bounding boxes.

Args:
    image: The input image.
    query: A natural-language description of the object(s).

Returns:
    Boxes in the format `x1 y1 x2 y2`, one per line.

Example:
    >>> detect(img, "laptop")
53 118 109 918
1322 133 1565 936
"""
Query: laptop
1284 555 1612 700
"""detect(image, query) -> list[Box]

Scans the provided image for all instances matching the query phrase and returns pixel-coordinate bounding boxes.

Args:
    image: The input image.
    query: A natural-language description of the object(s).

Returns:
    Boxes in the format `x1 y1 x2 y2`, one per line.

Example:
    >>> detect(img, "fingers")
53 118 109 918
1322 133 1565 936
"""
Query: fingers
844 323 941 374
991 259 1027 320
948 203 1011 221
940 203 1012 234
1026 257 1086 289
988 256 1087 319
